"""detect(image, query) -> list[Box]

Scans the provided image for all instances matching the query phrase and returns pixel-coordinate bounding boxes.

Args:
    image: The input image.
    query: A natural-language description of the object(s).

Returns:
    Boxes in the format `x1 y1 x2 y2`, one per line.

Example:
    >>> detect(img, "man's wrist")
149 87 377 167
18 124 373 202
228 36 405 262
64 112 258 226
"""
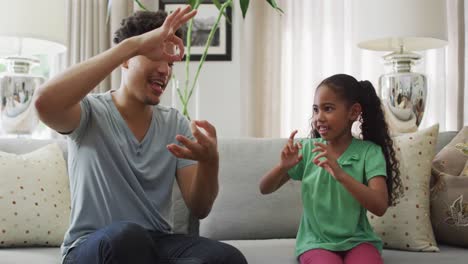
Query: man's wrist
199 152 219 166
120 37 141 60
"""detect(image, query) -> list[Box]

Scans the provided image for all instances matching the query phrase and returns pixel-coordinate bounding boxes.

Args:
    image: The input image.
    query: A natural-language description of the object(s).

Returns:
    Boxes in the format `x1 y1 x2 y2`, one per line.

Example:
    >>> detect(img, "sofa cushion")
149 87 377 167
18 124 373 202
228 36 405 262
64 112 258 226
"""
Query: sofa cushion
432 126 467 177
0 247 61 264
368 124 439 252
224 240 466 264
430 128 468 248
199 138 302 240
0 144 70 247
431 176 468 248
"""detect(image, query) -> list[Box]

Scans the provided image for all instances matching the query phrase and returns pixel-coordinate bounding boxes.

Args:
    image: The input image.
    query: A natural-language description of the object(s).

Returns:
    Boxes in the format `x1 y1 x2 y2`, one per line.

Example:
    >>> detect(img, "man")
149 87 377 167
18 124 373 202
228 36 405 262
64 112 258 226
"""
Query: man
35 6 246 264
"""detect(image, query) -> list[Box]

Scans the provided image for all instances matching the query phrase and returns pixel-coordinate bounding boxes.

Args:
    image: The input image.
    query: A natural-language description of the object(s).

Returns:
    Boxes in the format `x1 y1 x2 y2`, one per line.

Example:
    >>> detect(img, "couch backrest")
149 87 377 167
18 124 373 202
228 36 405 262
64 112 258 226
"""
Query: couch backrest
198 131 459 240
199 138 302 240
0 131 459 239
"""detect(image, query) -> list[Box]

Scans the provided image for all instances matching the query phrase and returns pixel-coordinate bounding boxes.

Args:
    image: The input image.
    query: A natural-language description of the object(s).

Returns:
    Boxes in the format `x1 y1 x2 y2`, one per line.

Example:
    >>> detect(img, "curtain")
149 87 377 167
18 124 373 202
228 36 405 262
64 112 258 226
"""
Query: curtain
66 0 134 92
241 0 466 138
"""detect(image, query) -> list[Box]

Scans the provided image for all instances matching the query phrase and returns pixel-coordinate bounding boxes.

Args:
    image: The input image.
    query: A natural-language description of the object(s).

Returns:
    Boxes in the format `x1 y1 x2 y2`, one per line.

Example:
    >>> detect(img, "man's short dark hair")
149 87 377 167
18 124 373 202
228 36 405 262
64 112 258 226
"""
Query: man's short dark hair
113 10 184 44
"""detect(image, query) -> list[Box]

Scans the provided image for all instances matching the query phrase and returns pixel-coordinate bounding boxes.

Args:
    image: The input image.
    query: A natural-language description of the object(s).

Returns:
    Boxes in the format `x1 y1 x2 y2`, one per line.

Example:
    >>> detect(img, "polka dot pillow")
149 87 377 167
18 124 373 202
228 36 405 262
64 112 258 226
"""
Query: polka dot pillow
368 124 439 252
0 143 70 247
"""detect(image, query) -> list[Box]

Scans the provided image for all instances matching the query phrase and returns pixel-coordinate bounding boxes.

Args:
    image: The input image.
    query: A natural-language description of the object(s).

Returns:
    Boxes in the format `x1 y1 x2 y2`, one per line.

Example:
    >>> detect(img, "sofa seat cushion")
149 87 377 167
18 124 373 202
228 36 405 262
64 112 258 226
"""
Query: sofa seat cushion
224 239 468 264
224 239 297 264
0 247 61 264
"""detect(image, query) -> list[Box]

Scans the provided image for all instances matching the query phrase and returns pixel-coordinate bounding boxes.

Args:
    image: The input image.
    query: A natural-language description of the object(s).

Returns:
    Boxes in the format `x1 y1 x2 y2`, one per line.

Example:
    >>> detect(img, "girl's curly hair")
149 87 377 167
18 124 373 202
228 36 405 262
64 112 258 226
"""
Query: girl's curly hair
310 74 403 206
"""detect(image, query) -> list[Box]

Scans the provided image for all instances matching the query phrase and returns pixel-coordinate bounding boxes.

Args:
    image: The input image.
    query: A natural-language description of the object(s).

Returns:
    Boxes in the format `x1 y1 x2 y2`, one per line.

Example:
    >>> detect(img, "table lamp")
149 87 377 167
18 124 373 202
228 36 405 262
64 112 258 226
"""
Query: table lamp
0 0 66 135
352 0 448 132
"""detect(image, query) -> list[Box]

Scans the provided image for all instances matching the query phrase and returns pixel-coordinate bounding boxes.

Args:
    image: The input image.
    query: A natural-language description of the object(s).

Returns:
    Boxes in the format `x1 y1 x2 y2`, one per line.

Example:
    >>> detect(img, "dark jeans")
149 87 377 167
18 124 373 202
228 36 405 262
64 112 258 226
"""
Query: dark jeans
63 222 247 264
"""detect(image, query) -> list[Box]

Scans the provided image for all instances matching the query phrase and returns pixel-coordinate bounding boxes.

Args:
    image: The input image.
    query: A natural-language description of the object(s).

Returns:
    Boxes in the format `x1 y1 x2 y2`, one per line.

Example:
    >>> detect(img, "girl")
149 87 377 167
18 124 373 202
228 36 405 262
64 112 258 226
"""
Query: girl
259 74 403 264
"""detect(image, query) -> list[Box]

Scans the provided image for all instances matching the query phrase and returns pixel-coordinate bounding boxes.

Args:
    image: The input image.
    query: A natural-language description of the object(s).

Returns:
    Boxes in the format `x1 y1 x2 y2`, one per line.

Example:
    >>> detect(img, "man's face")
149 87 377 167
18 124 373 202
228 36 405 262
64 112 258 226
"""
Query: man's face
125 44 176 105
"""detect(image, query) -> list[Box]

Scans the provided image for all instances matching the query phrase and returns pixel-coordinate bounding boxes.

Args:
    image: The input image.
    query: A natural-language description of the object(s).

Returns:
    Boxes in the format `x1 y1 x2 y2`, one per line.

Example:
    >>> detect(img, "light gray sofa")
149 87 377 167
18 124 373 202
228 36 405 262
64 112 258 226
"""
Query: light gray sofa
0 131 467 264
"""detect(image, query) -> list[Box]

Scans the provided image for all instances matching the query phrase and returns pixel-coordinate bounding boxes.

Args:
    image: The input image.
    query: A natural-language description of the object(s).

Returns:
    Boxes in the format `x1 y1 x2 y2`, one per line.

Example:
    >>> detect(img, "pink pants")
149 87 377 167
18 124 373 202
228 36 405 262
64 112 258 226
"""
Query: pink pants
299 243 383 264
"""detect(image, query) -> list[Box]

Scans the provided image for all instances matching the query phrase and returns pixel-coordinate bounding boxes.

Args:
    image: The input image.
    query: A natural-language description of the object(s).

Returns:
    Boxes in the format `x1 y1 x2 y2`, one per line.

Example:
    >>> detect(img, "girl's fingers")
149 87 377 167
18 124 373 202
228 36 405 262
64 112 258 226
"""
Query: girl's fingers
313 152 327 164
313 142 328 149
288 142 295 152
297 154 303 162
294 142 302 152
311 146 325 153
317 159 328 168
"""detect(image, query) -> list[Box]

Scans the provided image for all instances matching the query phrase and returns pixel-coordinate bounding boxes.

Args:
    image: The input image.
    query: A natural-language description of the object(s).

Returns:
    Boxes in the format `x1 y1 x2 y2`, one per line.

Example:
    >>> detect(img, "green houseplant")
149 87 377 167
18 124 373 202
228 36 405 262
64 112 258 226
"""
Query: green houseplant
133 0 282 120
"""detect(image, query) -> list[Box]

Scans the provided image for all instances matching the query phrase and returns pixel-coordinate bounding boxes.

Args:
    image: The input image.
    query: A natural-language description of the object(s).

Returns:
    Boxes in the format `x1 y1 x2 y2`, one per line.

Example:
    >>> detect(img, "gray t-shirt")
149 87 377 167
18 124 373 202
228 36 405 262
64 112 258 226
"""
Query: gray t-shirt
61 92 196 257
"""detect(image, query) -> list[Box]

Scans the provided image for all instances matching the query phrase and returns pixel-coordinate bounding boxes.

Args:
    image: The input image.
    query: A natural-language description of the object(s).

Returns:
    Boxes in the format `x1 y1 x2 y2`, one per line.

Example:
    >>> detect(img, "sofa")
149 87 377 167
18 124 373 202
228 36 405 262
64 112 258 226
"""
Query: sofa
0 131 467 264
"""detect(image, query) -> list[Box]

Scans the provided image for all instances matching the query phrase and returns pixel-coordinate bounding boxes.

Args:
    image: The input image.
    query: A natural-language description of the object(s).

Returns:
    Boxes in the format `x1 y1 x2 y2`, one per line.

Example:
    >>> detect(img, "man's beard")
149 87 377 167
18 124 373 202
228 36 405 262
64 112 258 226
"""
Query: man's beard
144 84 166 105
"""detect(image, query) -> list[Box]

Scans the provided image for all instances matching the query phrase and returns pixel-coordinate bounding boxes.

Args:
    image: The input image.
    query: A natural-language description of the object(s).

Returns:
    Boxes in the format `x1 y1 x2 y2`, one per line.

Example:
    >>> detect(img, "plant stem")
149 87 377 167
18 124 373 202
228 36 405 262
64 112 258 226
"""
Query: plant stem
184 0 201 103
187 0 232 103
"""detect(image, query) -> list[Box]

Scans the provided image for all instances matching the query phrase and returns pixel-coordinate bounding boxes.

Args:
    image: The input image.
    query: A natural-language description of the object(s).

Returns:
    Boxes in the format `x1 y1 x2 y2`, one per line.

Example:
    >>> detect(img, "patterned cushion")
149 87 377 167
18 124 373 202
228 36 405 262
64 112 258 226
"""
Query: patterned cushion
430 128 468 248
368 124 439 252
432 126 467 177
0 144 70 247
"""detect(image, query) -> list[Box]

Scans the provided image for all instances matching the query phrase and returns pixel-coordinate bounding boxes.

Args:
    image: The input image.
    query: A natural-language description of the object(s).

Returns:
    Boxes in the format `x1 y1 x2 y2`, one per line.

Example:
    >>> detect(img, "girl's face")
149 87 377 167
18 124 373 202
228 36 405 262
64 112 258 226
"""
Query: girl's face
312 85 360 142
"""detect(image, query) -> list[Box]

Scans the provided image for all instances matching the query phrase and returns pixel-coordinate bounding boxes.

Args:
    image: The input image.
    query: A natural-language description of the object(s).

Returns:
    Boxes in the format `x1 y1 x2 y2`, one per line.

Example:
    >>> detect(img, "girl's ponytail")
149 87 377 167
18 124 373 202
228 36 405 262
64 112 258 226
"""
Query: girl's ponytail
359 81 403 206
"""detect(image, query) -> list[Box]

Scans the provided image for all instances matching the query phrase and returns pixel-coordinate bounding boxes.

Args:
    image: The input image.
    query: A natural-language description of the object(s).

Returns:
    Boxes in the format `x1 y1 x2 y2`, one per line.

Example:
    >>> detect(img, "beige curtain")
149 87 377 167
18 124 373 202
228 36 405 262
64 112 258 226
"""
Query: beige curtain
446 0 465 130
241 0 285 138
66 0 134 93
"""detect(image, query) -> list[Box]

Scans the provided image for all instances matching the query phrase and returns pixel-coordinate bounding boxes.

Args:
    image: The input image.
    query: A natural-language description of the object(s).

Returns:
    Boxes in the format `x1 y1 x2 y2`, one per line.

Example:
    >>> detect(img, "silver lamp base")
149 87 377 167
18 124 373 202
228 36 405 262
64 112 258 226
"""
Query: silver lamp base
0 56 44 135
378 52 426 133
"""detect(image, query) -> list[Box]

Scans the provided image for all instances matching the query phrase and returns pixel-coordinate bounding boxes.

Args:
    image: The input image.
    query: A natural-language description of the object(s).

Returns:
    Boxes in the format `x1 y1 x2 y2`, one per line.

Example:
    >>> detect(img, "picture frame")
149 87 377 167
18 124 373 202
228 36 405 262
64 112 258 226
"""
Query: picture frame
159 0 232 61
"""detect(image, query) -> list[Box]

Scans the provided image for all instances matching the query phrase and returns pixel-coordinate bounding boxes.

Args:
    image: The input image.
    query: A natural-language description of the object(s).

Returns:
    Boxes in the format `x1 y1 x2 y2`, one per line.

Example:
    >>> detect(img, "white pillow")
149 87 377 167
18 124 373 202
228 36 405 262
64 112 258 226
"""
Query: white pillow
0 143 70 247
368 124 439 252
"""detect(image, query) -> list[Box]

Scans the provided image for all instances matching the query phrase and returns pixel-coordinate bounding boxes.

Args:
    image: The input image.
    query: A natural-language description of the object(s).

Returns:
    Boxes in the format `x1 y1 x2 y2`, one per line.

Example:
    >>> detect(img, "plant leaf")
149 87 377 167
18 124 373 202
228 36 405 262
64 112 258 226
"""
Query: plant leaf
212 0 222 10
213 0 232 24
188 0 198 8
240 0 249 18
265 0 284 13
134 0 148 11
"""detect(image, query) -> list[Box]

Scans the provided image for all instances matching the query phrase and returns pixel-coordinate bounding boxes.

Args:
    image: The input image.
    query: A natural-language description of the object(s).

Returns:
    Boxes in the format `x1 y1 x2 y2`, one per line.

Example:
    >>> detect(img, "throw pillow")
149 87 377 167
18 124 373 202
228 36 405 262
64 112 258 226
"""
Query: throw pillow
0 144 70 247
430 175 468 248
432 126 467 177
430 128 468 248
461 160 468 177
368 124 439 252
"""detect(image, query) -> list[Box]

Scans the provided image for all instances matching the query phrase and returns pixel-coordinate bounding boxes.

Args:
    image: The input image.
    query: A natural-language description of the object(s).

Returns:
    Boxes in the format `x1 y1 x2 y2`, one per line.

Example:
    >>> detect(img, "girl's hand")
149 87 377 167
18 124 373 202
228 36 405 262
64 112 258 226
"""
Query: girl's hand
135 5 197 62
312 142 344 181
280 130 303 170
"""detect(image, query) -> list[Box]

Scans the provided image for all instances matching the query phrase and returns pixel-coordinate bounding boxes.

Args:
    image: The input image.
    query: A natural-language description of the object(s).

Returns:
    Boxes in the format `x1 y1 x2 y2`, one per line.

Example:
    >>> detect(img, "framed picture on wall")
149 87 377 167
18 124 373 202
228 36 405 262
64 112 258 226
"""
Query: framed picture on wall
159 0 232 61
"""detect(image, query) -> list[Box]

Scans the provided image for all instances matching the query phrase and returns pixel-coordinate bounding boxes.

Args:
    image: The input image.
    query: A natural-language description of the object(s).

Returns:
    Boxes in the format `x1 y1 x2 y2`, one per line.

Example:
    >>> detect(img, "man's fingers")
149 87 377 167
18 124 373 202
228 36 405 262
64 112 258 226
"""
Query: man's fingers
194 120 217 138
161 52 182 63
166 35 185 59
175 135 202 154
164 7 180 27
177 8 197 26
167 144 193 159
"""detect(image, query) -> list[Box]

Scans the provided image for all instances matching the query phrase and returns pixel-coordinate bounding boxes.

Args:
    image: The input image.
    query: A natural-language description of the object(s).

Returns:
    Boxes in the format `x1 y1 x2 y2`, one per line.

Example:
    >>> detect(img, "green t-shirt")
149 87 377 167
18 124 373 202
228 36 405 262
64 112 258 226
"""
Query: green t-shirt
288 137 387 257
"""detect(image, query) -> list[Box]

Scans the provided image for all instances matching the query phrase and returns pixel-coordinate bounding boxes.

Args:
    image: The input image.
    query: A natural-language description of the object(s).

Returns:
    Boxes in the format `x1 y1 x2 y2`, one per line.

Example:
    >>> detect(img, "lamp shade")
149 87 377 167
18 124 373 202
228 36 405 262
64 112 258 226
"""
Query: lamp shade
353 0 448 51
0 0 67 56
